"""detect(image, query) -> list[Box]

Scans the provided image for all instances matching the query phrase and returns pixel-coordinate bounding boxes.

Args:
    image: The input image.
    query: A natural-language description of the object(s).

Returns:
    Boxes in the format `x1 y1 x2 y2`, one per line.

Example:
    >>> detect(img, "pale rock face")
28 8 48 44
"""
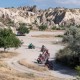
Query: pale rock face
0 7 80 30
61 10 80 26
0 8 36 24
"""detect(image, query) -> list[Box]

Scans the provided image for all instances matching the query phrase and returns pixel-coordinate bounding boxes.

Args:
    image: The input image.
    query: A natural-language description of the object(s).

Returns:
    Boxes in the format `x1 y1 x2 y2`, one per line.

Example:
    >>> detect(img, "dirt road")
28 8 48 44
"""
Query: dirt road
5 31 76 79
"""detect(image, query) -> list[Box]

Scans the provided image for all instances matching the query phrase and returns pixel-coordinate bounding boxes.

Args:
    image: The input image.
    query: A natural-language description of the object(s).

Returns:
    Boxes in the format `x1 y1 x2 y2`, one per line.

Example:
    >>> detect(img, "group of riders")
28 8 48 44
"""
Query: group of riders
37 45 50 65
28 43 50 67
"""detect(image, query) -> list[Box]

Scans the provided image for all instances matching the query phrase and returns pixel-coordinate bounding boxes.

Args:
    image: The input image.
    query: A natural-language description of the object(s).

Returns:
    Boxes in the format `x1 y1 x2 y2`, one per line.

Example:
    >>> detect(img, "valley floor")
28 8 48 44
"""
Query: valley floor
0 31 77 80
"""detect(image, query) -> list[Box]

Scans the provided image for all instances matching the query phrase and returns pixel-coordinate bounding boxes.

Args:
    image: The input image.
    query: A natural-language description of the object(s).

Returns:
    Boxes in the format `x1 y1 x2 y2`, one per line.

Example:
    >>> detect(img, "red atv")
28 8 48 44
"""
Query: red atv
37 53 50 64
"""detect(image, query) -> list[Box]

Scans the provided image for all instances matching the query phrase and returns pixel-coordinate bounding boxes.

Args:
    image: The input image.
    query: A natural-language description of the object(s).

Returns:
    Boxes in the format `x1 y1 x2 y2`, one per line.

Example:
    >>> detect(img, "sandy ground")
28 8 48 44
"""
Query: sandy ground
4 31 76 79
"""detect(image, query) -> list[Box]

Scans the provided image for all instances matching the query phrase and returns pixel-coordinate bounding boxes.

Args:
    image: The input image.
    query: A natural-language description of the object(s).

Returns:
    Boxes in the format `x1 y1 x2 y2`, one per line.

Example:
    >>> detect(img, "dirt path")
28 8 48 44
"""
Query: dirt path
5 31 76 79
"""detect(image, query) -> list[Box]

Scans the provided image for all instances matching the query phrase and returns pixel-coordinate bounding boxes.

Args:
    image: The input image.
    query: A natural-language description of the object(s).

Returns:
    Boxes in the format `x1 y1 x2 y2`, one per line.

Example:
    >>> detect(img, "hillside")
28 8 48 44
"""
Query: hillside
0 6 80 30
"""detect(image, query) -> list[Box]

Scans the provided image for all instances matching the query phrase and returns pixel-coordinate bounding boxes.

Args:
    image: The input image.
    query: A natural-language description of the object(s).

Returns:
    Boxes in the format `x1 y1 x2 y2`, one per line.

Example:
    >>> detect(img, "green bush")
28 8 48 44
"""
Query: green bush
55 35 63 37
17 23 30 34
56 47 79 67
52 26 65 30
51 26 60 30
59 26 65 30
51 26 56 30
56 26 80 68
38 24 47 31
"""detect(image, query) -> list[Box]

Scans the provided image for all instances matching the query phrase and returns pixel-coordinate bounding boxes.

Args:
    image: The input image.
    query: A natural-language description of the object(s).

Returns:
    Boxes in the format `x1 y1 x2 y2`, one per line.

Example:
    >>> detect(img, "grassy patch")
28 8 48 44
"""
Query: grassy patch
0 60 62 80
0 51 18 59
0 60 35 80
0 52 62 80
18 59 48 72
31 34 54 38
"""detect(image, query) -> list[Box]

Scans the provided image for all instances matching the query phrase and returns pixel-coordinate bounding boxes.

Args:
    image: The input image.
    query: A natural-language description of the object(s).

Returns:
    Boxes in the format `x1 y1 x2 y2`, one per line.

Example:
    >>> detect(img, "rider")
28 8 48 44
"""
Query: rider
37 53 45 64
41 45 46 52
45 49 50 59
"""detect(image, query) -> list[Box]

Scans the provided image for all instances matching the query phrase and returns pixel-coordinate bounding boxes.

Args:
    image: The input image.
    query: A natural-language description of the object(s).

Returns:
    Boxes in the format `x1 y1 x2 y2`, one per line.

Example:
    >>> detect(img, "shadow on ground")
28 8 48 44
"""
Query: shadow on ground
47 59 77 76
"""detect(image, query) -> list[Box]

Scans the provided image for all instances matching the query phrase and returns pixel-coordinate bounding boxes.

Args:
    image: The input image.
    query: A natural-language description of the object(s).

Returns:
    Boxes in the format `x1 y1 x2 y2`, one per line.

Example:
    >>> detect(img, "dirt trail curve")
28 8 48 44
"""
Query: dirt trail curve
5 31 76 79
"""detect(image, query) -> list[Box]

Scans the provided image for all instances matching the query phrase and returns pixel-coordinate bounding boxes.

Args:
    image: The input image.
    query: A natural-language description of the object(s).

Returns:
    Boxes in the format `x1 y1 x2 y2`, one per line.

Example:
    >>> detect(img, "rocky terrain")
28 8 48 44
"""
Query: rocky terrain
0 6 80 30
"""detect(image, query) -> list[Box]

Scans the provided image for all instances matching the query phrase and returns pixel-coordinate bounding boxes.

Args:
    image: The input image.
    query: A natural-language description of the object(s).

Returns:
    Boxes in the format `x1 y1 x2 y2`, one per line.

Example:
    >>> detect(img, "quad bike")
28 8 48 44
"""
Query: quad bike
37 54 48 64
37 57 46 64
28 43 35 49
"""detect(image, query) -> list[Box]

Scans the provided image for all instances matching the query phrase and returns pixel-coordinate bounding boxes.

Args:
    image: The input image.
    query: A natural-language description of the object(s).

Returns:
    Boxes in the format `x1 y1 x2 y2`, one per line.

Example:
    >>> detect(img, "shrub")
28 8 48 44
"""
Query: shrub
55 35 63 37
56 26 80 68
56 47 79 67
17 23 30 34
38 24 47 31
51 26 56 30
52 26 65 30
59 26 65 30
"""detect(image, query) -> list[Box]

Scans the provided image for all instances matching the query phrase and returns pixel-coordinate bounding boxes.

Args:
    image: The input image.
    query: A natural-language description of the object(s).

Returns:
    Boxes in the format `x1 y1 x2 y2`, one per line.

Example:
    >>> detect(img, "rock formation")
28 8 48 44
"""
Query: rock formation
0 6 80 30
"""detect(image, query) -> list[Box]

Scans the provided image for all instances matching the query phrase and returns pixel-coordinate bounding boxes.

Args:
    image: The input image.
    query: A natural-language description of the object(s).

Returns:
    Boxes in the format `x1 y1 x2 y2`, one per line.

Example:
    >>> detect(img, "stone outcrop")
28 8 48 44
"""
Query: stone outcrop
0 6 80 30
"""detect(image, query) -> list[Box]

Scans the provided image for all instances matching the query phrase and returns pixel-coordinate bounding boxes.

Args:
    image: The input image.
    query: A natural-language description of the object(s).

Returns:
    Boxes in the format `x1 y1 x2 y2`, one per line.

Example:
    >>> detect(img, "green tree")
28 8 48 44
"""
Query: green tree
63 26 80 54
56 26 80 67
17 23 30 34
0 28 21 51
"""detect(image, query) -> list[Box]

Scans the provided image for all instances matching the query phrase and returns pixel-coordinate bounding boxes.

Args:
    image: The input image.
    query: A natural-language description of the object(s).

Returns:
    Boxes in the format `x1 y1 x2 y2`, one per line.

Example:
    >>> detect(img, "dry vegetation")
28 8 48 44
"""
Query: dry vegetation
31 34 54 38
0 51 18 59
18 59 48 72
0 51 66 80
0 60 34 80
0 51 35 80
0 60 62 80
0 51 63 80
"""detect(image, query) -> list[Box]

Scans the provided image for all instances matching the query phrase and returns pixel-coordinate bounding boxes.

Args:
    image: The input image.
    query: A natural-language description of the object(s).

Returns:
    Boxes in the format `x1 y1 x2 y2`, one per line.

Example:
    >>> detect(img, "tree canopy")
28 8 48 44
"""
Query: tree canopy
56 26 80 67
0 28 21 51
63 26 80 53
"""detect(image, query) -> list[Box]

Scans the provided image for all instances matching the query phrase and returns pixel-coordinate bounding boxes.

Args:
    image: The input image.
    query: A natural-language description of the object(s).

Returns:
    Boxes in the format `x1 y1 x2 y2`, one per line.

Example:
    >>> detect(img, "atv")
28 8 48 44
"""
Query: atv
28 43 35 49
